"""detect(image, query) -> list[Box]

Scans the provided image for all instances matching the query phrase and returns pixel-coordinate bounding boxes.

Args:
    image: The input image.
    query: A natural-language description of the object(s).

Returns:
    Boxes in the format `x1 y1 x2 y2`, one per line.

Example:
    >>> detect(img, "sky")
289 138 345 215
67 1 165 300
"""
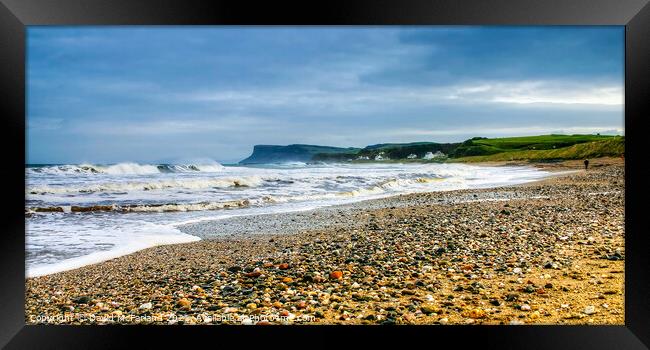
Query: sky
27 26 624 164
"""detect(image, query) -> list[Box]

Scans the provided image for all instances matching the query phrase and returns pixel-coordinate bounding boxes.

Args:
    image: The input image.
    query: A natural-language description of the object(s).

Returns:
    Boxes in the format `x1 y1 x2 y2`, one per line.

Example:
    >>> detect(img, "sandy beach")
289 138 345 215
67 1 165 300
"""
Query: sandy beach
25 158 624 325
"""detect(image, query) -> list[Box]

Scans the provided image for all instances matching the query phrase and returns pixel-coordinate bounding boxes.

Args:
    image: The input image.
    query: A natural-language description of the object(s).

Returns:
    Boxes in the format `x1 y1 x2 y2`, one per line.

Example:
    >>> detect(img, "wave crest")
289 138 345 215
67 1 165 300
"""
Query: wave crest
28 176 263 195
28 162 225 175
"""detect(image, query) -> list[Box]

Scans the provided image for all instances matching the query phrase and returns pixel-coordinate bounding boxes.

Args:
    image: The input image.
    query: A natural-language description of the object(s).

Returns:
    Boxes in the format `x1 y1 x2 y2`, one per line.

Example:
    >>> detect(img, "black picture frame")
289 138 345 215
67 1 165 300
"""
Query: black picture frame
1 0 649 348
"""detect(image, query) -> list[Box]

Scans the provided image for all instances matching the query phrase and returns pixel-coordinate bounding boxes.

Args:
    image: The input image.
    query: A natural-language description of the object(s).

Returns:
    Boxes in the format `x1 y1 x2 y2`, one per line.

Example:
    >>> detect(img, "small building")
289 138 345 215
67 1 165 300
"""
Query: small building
357 156 370 160
407 153 417 159
423 151 446 160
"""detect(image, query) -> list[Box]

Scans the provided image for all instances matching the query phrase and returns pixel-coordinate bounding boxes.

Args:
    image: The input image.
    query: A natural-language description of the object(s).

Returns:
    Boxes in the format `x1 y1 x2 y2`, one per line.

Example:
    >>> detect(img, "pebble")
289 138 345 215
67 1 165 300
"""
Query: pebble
464 308 487 319
329 271 343 280
420 303 439 315
176 298 191 310
583 306 597 315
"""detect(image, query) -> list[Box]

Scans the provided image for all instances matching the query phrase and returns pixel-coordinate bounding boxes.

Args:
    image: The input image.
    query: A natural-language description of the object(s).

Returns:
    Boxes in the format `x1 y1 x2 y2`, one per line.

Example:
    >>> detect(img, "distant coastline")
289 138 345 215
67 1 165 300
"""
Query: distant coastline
238 134 624 165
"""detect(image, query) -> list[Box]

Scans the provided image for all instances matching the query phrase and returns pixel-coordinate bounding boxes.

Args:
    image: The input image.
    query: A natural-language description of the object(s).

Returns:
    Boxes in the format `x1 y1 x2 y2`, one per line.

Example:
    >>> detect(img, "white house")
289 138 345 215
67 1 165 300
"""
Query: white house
423 151 446 160
407 153 417 159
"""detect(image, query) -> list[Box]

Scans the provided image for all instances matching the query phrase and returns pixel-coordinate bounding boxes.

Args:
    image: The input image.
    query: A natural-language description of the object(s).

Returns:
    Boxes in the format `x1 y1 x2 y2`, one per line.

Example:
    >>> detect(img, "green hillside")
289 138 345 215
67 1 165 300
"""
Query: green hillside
452 136 624 162
450 134 616 158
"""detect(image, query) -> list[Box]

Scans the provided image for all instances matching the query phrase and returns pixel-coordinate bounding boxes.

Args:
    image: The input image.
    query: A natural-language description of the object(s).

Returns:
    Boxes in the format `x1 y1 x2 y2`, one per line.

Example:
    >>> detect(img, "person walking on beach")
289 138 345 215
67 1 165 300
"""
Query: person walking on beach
584 159 589 170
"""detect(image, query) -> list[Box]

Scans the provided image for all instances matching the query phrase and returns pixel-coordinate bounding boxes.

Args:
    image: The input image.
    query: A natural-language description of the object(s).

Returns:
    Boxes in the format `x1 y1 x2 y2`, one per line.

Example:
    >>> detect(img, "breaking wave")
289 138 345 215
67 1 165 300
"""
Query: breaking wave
26 176 446 214
28 176 263 195
27 162 225 175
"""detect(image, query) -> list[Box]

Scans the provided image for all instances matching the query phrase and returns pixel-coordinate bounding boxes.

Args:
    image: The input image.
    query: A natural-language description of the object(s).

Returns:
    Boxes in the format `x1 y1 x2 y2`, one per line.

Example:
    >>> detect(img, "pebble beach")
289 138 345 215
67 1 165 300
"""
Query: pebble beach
25 158 625 325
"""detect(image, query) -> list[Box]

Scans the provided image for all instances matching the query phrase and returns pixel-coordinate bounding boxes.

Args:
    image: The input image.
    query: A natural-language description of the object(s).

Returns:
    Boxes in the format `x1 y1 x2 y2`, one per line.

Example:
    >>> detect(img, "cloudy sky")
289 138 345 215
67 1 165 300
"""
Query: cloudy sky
27 26 624 164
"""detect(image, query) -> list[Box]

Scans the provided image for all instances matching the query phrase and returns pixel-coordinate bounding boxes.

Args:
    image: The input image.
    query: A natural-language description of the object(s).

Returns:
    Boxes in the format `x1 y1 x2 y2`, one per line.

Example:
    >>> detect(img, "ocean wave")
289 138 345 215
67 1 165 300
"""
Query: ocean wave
26 176 447 212
25 197 276 215
27 162 225 175
103 163 160 175
27 176 264 195
339 177 444 196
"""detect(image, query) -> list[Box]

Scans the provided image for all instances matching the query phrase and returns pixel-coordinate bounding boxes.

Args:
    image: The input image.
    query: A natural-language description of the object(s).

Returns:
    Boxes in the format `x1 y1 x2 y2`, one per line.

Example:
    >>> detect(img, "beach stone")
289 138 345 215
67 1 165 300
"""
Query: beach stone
73 296 91 304
505 294 519 302
464 308 487 319
221 285 235 295
278 263 290 270
420 303 439 315
228 266 242 273
583 306 597 315
177 298 192 310
139 302 152 310
523 285 536 293
72 296 91 304
329 271 343 280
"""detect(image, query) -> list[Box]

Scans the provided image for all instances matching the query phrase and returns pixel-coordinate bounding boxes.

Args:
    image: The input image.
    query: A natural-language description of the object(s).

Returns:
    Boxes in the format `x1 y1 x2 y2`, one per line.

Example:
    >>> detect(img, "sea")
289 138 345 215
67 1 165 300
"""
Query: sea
25 161 551 277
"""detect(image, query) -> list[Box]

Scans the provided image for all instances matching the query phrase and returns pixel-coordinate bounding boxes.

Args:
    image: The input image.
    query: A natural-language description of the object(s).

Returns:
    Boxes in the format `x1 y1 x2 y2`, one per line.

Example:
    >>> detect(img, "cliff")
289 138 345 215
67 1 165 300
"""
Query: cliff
238 144 360 164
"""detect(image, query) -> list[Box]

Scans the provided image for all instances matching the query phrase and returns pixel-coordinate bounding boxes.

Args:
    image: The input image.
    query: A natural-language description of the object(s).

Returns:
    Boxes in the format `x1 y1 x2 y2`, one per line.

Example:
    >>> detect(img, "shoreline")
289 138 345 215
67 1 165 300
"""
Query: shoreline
26 158 624 325
28 160 562 276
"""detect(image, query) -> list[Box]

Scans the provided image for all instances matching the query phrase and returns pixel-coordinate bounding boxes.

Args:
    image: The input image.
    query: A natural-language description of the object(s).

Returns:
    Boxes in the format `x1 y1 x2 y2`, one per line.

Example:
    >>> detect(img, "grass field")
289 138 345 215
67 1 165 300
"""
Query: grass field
452 136 624 162
451 134 618 157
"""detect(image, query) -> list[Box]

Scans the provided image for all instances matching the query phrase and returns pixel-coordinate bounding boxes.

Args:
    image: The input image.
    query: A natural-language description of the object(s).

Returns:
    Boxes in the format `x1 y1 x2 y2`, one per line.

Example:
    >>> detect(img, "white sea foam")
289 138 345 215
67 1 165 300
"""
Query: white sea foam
27 224 200 277
27 161 225 175
28 175 264 195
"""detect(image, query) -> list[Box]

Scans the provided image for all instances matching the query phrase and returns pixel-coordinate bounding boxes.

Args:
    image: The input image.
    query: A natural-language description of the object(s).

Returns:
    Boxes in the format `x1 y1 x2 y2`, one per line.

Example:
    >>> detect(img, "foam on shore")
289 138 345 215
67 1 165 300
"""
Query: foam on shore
27 227 200 278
